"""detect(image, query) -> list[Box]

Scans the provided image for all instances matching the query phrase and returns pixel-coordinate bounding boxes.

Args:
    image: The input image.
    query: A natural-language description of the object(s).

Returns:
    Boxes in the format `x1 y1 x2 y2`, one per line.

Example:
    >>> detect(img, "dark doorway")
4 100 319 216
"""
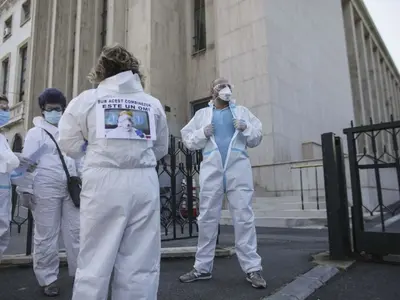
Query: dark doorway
12 134 23 152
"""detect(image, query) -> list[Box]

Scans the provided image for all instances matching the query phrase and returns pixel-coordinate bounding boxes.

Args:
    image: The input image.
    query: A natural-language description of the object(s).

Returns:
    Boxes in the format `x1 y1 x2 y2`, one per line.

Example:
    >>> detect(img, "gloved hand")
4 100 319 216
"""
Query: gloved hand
135 129 145 138
81 140 88 152
203 124 214 138
14 153 36 171
234 119 247 132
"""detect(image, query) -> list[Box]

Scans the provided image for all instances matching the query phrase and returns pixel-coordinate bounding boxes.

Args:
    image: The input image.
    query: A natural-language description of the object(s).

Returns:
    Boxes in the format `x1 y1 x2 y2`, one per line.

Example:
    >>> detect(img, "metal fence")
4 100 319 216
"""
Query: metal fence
13 135 203 255
291 164 323 210
157 135 201 241
322 118 400 260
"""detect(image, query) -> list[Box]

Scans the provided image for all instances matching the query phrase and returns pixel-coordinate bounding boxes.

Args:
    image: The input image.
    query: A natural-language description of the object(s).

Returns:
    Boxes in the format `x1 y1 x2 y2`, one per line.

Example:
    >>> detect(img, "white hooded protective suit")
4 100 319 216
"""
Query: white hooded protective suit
22 117 80 286
181 100 263 274
58 71 169 300
0 133 19 260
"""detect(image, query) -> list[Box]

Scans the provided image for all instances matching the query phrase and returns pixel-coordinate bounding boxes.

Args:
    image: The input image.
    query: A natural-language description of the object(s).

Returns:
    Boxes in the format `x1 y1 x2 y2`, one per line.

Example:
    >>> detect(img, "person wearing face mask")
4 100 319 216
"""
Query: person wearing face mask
106 111 144 139
0 95 20 262
22 88 80 297
179 78 266 289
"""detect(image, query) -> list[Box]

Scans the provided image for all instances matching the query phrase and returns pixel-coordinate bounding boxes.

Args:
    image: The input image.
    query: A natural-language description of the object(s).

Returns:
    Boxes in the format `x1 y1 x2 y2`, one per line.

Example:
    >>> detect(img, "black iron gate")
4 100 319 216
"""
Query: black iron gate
23 135 202 255
157 135 201 241
322 118 400 260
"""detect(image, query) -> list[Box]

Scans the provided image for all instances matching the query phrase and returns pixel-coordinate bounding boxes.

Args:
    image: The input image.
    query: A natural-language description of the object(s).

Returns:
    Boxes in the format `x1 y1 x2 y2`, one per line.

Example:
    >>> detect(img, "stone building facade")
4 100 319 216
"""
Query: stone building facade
0 0 31 151
1 0 400 195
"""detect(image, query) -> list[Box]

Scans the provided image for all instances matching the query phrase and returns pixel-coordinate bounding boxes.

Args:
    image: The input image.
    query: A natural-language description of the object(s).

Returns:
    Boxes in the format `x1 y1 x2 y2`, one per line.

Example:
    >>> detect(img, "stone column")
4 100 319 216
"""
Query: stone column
48 0 77 101
106 0 126 46
388 74 397 119
395 83 400 118
366 38 384 153
343 2 366 150
148 0 187 137
125 0 152 89
366 38 380 124
374 52 390 151
72 0 103 97
25 0 54 130
356 23 373 125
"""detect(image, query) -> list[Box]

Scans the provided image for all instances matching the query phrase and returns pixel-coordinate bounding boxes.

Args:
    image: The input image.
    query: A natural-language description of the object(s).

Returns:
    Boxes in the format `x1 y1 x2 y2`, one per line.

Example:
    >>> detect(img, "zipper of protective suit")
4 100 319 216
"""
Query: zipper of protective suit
209 103 239 191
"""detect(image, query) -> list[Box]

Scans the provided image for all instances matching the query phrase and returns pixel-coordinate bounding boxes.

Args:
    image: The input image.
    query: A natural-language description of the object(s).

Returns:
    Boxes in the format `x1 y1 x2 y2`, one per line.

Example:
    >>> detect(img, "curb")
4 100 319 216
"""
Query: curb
0 246 235 267
262 252 355 300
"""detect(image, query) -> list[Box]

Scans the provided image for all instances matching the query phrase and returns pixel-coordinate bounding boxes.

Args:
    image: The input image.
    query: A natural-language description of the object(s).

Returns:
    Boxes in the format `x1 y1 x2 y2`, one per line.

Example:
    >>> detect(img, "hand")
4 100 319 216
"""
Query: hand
81 141 88 152
203 124 214 138
14 153 35 169
234 119 247 132
26 163 38 173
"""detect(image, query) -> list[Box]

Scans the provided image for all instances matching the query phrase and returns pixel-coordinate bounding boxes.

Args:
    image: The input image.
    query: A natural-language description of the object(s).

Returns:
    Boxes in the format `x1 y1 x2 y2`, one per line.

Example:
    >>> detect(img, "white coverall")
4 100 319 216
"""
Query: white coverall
22 117 80 287
0 133 19 260
181 100 263 274
58 71 169 300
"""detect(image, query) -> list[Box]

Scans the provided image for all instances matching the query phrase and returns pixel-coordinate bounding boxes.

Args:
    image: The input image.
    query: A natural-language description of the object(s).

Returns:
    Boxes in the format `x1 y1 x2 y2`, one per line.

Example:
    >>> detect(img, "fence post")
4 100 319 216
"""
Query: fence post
25 210 33 256
321 132 352 260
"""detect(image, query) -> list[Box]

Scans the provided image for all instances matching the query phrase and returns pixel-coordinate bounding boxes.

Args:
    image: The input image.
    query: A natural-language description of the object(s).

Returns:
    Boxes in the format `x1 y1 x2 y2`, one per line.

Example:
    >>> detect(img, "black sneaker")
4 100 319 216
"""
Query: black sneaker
179 269 212 283
246 271 267 289
43 281 60 297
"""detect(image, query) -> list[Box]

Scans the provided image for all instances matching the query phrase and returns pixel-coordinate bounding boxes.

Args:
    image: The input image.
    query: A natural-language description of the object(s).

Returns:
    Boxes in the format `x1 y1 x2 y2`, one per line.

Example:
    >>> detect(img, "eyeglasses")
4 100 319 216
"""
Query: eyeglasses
43 107 63 112
213 83 233 91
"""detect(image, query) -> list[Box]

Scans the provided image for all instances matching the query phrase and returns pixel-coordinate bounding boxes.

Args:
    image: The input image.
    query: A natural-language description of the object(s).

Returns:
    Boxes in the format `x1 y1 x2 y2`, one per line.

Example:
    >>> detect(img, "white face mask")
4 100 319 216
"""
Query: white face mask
121 119 133 131
44 111 62 125
218 86 232 102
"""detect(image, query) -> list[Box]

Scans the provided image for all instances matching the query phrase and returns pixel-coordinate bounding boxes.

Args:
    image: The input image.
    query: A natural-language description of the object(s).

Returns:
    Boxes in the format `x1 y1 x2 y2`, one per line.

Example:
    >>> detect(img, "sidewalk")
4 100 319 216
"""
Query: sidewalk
307 216 400 300
0 226 328 300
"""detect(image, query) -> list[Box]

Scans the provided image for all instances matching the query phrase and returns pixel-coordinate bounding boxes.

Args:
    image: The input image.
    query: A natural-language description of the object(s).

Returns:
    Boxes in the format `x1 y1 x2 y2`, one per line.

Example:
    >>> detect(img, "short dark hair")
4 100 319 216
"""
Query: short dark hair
0 95 9 102
38 88 67 109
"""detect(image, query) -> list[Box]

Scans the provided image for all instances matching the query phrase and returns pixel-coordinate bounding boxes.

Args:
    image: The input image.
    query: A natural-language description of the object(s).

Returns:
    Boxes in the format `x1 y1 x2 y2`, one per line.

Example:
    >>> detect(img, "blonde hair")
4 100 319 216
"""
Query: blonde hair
88 44 145 87
119 110 133 117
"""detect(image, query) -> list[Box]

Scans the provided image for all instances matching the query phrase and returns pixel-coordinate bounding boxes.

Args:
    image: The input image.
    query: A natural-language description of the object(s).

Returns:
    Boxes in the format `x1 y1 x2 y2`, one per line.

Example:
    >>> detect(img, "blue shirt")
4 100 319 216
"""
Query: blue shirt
212 107 235 167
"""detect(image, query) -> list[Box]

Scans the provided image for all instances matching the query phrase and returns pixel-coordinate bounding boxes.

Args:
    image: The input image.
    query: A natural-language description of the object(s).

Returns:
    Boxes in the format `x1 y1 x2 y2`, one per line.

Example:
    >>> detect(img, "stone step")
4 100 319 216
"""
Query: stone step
219 216 327 228
221 209 327 218
252 201 326 210
252 196 303 204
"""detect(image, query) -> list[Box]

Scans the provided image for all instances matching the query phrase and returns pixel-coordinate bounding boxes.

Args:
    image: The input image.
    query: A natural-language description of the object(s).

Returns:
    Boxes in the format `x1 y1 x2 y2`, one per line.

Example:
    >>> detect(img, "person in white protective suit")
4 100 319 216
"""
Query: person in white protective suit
179 78 267 289
105 110 143 139
0 95 20 262
57 44 169 300
22 88 80 297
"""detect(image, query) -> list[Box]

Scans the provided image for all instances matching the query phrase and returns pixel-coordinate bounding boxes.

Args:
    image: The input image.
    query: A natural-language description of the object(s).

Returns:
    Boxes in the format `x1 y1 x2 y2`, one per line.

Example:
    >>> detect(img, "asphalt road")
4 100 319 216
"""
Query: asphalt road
0 227 329 300
309 262 400 300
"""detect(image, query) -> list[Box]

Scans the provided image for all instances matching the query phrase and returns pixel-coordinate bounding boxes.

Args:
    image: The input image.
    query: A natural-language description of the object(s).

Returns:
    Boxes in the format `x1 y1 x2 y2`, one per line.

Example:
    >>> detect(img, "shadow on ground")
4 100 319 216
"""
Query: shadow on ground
1 226 328 300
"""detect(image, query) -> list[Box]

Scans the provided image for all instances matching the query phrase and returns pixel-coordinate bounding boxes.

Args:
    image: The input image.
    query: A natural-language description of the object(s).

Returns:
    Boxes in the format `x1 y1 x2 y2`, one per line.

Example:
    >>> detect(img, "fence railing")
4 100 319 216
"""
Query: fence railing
291 164 324 210
322 116 400 260
157 135 202 241
345 119 400 229
12 135 205 256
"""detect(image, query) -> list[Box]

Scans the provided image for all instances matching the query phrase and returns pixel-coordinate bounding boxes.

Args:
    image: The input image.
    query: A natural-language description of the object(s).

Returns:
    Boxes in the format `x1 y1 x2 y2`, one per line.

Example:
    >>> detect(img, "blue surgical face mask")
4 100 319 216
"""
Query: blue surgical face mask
0 110 10 126
44 110 62 125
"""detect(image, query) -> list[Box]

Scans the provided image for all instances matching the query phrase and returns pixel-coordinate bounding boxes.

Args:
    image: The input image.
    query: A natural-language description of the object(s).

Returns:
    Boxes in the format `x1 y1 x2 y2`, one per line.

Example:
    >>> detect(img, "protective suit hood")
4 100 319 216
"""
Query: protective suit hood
97 71 143 98
33 116 58 136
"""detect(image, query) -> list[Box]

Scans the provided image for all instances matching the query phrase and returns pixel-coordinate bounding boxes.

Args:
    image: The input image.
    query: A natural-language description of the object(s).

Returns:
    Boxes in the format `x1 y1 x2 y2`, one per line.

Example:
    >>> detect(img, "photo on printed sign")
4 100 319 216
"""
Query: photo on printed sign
104 109 151 139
